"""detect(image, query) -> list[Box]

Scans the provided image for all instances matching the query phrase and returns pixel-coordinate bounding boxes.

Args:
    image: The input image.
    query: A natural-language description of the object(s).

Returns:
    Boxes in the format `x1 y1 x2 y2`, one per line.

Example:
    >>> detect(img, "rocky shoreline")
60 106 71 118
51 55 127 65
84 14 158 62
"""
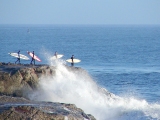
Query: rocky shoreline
0 62 96 120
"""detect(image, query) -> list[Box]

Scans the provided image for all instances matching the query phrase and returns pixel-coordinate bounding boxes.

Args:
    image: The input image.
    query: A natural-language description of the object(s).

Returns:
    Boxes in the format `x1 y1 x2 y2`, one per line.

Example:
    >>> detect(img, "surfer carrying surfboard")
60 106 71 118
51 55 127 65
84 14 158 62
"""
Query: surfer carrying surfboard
30 51 35 65
71 55 74 66
66 55 81 66
54 51 58 58
15 50 20 64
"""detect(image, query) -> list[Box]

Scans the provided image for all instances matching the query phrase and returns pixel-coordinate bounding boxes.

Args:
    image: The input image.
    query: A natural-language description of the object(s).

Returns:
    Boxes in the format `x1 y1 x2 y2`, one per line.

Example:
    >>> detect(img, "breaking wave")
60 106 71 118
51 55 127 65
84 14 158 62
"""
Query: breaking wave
29 59 160 120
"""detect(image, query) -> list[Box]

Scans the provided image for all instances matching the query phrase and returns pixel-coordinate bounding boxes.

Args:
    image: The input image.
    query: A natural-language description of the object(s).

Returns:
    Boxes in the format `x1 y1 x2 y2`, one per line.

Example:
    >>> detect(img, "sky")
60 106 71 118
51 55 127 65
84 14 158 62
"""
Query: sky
0 0 160 25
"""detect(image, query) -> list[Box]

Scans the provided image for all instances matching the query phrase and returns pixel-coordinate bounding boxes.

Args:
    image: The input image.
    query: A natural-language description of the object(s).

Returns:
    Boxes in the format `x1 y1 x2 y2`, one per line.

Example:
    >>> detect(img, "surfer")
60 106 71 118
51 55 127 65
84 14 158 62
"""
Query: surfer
54 51 58 58
71 55 74 66
30 51 35 65
15 50 20 64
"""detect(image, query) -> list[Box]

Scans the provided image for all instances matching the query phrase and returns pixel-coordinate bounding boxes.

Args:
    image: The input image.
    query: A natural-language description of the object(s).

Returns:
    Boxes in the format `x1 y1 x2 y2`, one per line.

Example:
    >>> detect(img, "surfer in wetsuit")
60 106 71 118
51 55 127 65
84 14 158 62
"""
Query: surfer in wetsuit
71 55 74 66
30 51 35 65
15 50 20 64
55 51 58 58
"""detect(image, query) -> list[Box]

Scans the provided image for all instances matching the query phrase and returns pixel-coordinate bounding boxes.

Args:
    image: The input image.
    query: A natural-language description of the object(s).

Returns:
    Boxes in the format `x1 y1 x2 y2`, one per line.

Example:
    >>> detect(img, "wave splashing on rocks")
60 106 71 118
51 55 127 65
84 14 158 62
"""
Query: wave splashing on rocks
28 59 160 120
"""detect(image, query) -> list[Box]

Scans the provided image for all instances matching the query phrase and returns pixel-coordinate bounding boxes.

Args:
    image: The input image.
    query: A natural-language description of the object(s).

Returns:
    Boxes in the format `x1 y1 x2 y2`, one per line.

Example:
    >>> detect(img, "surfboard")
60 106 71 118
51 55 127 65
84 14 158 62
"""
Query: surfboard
50 54 63 60
27 51 41 62
66 59 81 63
8 53 30 60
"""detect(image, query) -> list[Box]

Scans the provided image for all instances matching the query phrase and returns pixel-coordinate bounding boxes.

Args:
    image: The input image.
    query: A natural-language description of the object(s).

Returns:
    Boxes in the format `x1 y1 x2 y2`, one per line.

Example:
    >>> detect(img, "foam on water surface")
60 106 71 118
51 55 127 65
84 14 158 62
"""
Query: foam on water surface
28 59 160 120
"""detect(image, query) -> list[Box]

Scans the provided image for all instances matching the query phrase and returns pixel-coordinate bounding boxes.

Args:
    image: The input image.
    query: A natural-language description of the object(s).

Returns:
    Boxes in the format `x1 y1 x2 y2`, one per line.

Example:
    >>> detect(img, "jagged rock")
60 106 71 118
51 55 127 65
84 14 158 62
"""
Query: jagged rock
0 95 96 120
0 64 57 97
0 63 85 97
0 63 96 120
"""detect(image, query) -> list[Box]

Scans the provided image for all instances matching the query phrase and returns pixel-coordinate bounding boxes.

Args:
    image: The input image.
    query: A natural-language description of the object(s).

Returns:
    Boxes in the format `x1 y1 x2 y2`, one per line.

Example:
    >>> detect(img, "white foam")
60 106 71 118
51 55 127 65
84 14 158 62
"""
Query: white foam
28 60 160 120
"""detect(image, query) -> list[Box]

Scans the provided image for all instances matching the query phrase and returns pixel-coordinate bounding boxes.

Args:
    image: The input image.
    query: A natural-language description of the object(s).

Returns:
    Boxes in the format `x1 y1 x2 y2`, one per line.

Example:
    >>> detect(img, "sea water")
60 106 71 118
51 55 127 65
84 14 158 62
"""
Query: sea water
0 25 160 120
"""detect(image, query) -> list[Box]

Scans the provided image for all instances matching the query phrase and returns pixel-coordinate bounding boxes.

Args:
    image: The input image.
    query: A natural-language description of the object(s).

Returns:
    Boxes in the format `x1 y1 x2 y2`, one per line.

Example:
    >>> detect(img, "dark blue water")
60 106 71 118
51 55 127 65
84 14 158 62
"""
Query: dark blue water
1 25 160 120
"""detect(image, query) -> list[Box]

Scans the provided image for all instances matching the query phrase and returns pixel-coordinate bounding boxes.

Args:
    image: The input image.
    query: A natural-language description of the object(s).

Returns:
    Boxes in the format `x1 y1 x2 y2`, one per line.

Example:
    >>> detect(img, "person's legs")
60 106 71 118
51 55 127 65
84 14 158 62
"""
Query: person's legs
18 58 20 64
30 59 33 64
71 63 74 66
34 59 35 65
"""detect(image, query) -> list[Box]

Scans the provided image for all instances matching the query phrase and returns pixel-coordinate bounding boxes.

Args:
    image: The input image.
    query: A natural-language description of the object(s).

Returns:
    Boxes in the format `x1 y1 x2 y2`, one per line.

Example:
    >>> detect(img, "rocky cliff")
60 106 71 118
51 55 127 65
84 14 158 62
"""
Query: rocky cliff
0 62 56 97
0 62 96 120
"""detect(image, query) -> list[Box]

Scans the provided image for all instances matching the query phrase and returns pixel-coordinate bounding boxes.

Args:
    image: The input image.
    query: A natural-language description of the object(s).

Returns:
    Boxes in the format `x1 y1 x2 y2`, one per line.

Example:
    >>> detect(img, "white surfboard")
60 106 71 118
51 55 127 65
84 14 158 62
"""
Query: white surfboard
66 59 81 63
27 51 41 62
8 53 30 60
50 54 63 60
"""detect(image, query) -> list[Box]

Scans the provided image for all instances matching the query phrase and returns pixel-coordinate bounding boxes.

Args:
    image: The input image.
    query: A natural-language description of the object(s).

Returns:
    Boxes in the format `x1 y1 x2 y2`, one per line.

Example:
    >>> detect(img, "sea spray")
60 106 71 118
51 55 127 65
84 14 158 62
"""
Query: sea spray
28 60 160 120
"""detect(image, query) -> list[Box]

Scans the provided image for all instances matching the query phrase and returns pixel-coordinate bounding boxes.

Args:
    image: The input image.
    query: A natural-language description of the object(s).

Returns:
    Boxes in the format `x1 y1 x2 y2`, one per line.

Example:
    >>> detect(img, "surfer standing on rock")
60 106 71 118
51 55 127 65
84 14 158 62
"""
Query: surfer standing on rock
15 50 20 64
30 51 35 65
55 51 58 58
71 55 74 66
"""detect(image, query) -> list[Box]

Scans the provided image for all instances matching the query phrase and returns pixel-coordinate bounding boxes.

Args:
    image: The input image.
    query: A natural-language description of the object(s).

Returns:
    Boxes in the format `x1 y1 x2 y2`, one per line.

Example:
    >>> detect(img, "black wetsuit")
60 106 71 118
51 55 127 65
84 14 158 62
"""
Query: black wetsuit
55 52 58 58
71 56 74 66
30 51 35 65
15 51 20 64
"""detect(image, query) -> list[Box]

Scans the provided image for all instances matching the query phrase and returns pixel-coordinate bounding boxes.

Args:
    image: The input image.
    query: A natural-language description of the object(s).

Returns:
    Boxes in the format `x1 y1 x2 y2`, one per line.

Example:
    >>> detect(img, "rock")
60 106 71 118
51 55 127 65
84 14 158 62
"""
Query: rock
0 63 96 120
0 95 96 120
0 64 57 97
0 63 86 97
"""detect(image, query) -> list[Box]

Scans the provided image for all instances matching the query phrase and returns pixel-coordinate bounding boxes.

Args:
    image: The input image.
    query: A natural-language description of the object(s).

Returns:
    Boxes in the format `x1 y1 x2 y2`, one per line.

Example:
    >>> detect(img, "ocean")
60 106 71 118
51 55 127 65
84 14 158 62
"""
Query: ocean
0 24 160 120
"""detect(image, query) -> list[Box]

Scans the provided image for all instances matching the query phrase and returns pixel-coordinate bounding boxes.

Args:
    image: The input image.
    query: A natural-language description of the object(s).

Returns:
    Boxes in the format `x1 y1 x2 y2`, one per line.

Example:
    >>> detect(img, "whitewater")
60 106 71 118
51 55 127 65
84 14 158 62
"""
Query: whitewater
1 25 160 120
28 58 160 120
